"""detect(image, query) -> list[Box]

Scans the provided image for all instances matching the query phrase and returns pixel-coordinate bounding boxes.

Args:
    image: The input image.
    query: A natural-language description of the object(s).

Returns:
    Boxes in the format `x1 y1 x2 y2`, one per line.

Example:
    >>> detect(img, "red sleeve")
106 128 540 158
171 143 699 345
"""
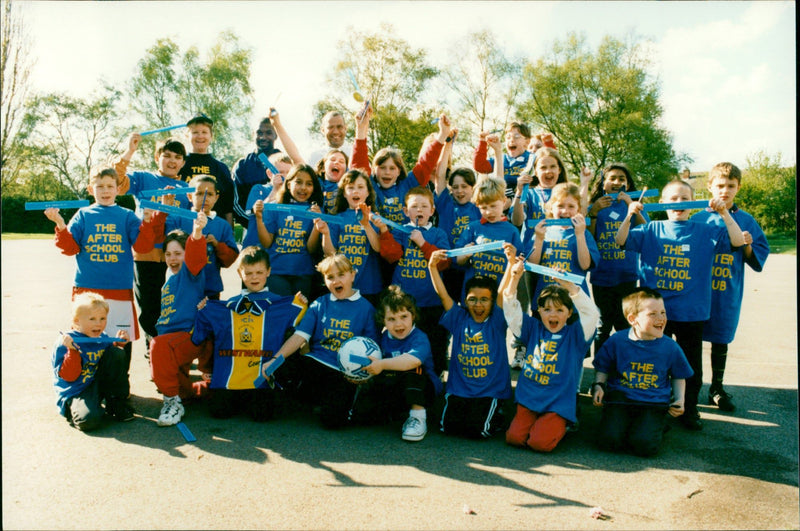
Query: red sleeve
543 137 557 149
58 349 82 382
54 227 81 256
351 138 371 175
472 140 493 174
214 241 239 268
420 241 451 271
184 235 208 276
379 231 403 263
132 212 165 254
410 140 444 186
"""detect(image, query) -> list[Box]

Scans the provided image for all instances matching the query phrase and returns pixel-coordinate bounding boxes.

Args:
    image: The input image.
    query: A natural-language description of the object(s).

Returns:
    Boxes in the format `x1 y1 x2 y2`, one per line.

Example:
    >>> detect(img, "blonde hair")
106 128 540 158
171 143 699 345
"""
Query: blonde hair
72 292 109 321
472 177 505 205
545 182 583 216
316 254 355 276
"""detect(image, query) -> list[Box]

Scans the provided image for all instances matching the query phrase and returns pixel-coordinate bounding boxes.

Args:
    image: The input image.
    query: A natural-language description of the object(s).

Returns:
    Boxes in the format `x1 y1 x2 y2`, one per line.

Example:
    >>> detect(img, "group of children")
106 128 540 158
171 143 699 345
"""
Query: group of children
47 108 768 457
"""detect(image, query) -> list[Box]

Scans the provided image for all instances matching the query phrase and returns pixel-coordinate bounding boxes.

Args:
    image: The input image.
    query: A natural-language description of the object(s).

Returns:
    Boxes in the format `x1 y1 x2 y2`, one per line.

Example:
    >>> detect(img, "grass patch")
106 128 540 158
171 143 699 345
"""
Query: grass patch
1 233 53 240
766 233 796 255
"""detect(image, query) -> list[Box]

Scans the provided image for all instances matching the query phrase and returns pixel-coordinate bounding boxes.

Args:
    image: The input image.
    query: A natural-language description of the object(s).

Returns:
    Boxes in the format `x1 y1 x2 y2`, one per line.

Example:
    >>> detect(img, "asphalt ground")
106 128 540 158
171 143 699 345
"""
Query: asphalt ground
2 239 798 530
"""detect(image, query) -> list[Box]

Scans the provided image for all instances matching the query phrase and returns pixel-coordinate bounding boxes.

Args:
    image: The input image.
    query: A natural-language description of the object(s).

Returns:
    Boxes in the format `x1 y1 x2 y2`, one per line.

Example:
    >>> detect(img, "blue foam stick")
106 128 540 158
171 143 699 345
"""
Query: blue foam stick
139 187 196 198
176 422 197 443
257 153 281 175
263 204 345 225
520 154 536 199
139 200 198 220
606 189 659 200
70 336 120 345
346 69 362 94
371 213 412 234
523 262 585 284
445 240 505 257
349 354 373 367
544 218 574 226
140 124 186 136
643 200 709 212
262 354 285 379
25 200 89 211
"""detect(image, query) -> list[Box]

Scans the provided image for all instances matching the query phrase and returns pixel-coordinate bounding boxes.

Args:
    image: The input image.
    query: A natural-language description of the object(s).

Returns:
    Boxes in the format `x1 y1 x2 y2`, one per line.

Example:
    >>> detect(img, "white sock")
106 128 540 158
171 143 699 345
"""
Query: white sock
409 408 426 421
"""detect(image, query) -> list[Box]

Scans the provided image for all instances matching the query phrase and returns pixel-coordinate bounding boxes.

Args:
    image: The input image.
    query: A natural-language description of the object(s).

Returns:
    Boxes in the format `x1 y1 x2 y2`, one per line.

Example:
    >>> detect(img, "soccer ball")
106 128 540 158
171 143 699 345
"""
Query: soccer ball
338 336 382 382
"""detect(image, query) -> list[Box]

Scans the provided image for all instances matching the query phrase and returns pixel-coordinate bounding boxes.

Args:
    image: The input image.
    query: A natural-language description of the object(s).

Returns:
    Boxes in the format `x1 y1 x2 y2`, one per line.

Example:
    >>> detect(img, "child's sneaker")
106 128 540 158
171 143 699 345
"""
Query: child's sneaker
511 345 526 370
402 416 427 442
106 398 135 422
157 396 185 427
708 387 735 412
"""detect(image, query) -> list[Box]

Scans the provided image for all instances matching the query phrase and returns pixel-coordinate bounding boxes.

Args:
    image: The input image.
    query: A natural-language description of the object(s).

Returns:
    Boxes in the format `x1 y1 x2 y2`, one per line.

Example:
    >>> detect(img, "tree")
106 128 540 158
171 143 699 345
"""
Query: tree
17 88 122 198
125 32 254 167
309 23 439 165
1 0 35 189
737 151 796 235
516 33 689 187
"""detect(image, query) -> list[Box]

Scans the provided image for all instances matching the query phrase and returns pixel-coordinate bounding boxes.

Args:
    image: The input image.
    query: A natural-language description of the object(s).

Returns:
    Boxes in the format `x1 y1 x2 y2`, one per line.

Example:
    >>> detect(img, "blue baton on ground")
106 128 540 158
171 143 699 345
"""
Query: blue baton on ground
643 200 708 212
176 422 196 443
139 200 198 220
523 262 585 284
140 124 186 136
25 200 90 211
606 189 659 200
257 153 281 175
263 204 345 225
445 240 505 257
139 187 196 197
371 213 413 234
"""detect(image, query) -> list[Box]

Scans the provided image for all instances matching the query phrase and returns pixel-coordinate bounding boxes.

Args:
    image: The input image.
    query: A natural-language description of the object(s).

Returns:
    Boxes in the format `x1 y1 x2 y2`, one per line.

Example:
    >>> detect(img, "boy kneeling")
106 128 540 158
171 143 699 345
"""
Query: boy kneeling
592 288 693 456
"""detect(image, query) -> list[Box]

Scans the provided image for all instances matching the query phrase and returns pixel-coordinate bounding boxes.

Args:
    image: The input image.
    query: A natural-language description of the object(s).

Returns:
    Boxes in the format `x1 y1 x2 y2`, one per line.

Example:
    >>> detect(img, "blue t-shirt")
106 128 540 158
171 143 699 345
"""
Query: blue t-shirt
192 292 305 390
514 313 591 423
486 151 533 196
125 171 192 215
434 190 481 248
389 224 450 308
66 204 142 290
625 220 731 322
440 305 511 399
52 332 115 415
456 220 523 294
320 178 339 215
231 149 279 226
593 330 693 405
590 199 646 287
166 213 238 296
155 237 206 335
515 186 552 256
295 293 378 371
327 210 383 295
692 207 769 343
531 226 600 302
372 171 422 224
380 327 442 395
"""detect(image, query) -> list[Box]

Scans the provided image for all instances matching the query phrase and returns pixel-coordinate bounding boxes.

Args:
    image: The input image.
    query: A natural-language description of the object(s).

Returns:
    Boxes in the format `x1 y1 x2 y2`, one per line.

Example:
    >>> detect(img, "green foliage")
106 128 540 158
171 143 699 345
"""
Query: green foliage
309 23 439 165
125 32 254 167
736 151 796 235
516 33 690 188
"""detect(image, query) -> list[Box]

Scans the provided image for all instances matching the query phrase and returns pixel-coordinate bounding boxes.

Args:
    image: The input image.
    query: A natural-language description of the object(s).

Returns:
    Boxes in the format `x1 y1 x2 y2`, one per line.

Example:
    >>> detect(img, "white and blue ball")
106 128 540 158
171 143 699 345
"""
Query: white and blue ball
338 336 382 382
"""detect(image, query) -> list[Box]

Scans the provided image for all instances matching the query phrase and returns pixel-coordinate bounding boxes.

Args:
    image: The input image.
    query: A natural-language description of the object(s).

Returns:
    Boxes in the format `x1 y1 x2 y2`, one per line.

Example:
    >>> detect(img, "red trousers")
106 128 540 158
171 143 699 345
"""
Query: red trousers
505 404 567 452
150 331 212 399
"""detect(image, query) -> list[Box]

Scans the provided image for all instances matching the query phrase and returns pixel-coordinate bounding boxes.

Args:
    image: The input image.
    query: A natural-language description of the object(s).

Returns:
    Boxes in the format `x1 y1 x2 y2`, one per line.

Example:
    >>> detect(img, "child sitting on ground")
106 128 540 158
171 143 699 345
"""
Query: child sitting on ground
53 293 134 431
592 288 693 456
502 254 600 452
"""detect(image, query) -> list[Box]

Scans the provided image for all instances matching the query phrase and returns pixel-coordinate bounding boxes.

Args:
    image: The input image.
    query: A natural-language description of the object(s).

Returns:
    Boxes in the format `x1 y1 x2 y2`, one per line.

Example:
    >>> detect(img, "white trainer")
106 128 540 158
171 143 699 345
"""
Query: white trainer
157 395 185 427
511 345 526 370
402 416 427 442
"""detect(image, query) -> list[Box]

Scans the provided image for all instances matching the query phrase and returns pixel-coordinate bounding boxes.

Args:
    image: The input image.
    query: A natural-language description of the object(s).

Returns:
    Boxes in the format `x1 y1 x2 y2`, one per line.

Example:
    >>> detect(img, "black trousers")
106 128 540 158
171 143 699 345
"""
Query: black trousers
134 261 167 340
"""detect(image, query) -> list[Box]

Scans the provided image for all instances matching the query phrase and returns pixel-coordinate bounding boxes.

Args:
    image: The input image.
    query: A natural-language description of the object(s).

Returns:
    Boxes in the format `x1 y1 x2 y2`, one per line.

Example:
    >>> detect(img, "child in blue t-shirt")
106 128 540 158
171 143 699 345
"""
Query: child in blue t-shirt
150 213 209 427
165 175 239 299
691 163 769 412
428 248 515 439
587 163 648 353
52 293 133 431
592 288 694 456
616 180 745 430
265 254 379 429
359 286 443 442
502 255 600 452
249 164 324 299
472 122 533 202
376 186 451 375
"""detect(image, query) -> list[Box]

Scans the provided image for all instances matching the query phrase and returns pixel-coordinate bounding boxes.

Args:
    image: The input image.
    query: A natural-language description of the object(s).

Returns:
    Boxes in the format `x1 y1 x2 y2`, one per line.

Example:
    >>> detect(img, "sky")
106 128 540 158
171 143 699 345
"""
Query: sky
20 1 796 173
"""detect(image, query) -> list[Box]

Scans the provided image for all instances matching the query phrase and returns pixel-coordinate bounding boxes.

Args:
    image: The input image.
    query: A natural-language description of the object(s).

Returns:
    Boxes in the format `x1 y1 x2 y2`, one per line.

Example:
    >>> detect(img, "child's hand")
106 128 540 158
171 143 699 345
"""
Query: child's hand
268 108 281 127
534 219 547 238
742 230 753 246
268 169 283 190
409 229 425 247
369 213 387 233
552 267 579 294
502 242 517 263
205 234 218 247
478 130 489 142
253 199 264 217
308 202 321 214
510 254 526 278
668 399 685 417
195 211 208 230
709 197 728 214
357 203 372 227
61 332 79 352
196 296 208 311
428 249 447 269
260 354 283 380
627 199 644 218
364 357 383 376
571 213 586 235
437 113 452 138
516 173 533 193
486 133 502 151
580 167 593 186
128 133 141 153
314 218 329 236
113 329 130 347
44 207 66 229
589 195 612 217
158 185 175 206
142 209 154 223
449 127 459 142
592 386 604 406
616 191 632 205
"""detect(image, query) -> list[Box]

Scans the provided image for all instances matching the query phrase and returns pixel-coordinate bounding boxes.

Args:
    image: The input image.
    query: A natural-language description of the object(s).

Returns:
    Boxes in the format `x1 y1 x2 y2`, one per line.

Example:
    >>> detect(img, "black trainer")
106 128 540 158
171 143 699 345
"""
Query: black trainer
709 388 735 412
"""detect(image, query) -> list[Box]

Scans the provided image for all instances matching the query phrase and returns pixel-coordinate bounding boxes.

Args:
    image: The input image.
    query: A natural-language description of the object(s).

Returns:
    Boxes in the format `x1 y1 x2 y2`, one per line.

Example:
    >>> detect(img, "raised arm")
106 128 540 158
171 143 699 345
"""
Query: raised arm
270 109 306 165
710 198 745 248
434 128 457 196
428 250 454 311
615 199 643 247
